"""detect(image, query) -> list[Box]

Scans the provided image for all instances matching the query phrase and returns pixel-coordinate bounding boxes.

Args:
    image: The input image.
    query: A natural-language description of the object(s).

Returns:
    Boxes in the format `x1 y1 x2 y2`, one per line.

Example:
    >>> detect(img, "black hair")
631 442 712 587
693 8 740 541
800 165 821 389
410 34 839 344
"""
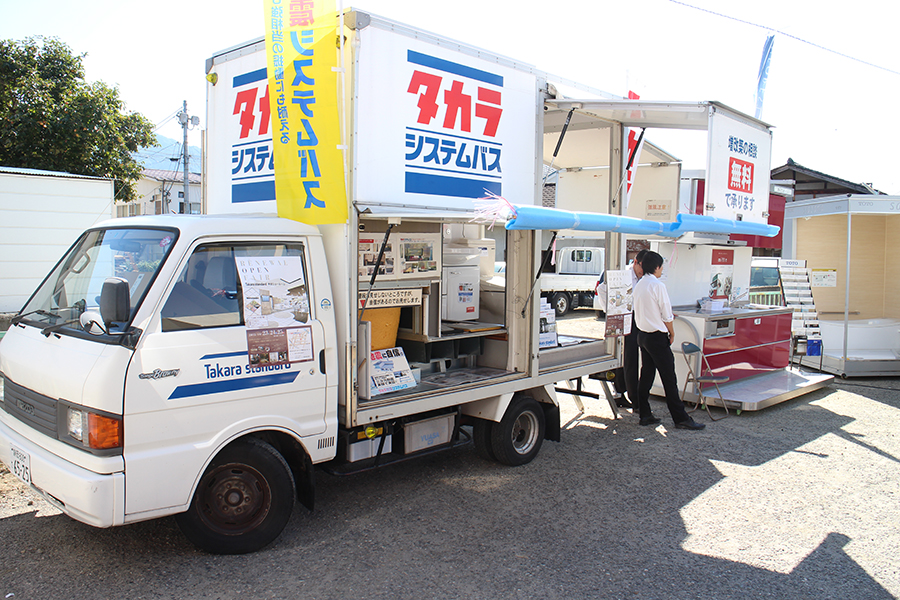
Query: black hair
641 251 664 275
634 249 648 263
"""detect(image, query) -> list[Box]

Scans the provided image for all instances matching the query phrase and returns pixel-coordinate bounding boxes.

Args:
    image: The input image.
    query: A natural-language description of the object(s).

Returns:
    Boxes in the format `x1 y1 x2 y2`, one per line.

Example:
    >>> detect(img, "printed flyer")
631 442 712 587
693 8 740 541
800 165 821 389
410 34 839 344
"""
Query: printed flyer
369 347 416 396
604 269 632 337
710 249 734 299
236 255 314 365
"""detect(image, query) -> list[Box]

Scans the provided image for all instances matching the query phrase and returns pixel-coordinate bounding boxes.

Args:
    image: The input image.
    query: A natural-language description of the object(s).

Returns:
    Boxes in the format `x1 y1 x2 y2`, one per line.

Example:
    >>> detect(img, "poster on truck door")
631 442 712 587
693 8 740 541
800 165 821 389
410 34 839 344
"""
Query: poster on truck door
705 106 772 225
236 255 314 366
354 26 538 211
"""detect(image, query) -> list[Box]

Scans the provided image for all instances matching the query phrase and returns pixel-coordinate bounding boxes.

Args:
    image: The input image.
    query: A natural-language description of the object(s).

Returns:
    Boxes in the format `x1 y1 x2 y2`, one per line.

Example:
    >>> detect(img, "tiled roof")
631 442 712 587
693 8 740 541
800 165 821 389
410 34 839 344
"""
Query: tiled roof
141 169 202 184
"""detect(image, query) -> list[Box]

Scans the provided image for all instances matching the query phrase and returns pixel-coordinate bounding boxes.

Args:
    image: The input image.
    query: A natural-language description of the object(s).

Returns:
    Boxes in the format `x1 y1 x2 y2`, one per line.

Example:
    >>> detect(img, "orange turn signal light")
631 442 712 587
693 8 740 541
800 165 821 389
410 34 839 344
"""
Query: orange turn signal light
88 413 123 450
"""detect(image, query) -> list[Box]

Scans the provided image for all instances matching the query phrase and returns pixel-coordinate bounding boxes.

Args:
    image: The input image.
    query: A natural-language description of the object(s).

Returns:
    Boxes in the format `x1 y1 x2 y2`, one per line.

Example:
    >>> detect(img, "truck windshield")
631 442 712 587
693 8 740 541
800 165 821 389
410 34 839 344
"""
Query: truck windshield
17 227 177 335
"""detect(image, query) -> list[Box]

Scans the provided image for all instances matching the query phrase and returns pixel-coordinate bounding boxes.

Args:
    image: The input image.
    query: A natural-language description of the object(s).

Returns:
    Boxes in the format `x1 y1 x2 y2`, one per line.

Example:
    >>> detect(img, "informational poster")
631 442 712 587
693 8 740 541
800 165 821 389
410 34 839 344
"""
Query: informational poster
538 298 557 348
644 199 671 220
357 233 442 281
358 288 423 309
603 269 632 337
358 237 395 279
247 326 313 367
811 269 837 287
369 347 416 396
705 107 772 224
709 249 734 299
236 255 314 365
399 235 440 277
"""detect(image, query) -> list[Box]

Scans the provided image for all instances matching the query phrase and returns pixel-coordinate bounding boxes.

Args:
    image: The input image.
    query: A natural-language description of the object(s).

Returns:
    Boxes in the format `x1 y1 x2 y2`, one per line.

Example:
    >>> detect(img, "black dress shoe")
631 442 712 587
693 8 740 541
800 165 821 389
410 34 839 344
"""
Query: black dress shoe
639 416 662 426
675 419 706 430
616 398 633 408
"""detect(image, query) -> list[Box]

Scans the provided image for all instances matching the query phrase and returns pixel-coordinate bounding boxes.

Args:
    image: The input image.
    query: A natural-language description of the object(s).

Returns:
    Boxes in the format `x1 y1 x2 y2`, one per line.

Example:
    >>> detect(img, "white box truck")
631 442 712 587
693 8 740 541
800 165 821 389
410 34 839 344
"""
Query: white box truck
496 244 605 317
539 245 605 316
0 11 631 554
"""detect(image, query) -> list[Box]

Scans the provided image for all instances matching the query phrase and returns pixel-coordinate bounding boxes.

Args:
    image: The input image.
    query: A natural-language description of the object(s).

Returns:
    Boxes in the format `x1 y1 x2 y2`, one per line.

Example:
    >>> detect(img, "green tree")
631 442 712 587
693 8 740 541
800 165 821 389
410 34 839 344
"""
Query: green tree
0 37 156 202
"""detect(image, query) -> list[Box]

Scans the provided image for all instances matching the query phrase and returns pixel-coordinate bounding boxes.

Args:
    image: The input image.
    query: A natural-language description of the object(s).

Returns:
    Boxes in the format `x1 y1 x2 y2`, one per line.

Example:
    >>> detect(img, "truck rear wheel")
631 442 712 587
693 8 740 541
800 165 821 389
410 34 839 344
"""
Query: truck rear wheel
549 292 570 317
175 437 295 554
490 396 545 466
472 419 496 461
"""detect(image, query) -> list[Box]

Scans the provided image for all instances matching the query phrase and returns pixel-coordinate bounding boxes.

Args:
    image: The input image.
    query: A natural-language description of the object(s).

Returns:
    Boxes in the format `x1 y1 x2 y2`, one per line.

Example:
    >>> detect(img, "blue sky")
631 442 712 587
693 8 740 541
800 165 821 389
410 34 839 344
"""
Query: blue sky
3 0 898 193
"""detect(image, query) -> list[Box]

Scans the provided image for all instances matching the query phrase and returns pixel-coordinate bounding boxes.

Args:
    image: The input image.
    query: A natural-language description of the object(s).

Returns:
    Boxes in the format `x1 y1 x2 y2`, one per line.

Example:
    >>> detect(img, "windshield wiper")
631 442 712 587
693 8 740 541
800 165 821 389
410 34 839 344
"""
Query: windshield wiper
41 318 84 337
10 309 59 326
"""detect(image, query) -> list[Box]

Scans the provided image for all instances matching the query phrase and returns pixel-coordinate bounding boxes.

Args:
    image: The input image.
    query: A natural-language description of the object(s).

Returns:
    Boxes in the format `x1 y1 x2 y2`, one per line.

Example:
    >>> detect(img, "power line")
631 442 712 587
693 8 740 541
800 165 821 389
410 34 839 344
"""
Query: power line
152 108 181 133
668 0 900 77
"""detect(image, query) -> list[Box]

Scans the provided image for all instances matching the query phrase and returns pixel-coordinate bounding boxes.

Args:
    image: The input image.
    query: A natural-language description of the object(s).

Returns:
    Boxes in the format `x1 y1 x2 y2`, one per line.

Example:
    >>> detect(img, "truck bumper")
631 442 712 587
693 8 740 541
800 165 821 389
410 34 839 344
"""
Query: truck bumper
0 419 124 528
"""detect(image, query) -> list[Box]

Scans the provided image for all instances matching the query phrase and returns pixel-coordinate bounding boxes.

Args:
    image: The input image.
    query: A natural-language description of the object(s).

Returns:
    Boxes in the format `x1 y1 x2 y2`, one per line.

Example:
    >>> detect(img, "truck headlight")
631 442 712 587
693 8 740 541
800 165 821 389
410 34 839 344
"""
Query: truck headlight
65 406 122 450
67 408 85 442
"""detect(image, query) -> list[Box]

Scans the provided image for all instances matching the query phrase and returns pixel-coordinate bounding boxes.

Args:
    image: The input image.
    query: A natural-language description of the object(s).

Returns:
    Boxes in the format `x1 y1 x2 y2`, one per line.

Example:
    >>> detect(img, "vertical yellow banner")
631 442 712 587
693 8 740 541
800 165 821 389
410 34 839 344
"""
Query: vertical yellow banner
264 0 348 224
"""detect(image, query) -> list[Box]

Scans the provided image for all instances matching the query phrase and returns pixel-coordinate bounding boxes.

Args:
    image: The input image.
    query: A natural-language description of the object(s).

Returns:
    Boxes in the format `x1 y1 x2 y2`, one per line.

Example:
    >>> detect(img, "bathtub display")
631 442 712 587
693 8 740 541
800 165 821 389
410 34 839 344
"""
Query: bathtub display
784 194 900 378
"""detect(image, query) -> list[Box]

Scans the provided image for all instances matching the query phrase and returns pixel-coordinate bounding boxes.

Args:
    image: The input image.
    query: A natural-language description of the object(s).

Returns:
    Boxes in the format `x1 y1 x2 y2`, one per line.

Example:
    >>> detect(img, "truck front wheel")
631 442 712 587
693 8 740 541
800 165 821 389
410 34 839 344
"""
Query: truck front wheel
549 292 570 317
176 437 296 554
490 396 545 466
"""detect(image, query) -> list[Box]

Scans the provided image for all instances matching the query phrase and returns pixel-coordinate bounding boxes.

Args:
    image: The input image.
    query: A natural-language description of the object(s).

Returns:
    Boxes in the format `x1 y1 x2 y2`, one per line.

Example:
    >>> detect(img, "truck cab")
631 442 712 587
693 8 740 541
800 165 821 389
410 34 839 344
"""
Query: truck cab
0 215 337 552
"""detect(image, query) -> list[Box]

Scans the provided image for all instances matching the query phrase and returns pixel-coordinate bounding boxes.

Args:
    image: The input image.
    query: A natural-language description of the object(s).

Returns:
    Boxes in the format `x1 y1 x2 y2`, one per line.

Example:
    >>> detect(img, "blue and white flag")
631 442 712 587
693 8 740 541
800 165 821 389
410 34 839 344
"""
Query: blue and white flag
755 34 775 119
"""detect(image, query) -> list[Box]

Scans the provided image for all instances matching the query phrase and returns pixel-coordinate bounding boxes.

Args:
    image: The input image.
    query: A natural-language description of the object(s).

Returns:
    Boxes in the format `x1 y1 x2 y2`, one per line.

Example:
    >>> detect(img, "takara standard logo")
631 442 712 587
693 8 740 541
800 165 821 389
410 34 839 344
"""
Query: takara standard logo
139 369 181 380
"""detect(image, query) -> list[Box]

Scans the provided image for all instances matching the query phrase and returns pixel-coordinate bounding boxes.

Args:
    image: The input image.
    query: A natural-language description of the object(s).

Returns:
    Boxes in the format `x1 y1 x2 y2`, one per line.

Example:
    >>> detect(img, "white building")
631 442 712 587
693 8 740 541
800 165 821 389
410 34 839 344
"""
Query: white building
116 169 202 217
0 166 114 313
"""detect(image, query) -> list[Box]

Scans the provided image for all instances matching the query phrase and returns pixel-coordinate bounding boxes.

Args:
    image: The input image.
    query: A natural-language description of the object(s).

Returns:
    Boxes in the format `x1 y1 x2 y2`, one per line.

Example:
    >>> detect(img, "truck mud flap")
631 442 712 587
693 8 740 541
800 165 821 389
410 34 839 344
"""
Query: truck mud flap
543 403 560 442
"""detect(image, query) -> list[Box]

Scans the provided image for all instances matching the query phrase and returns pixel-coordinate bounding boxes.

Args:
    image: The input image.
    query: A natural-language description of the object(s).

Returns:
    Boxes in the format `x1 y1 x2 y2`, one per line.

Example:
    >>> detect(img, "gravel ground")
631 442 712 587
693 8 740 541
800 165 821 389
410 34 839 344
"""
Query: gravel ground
1 312 898 599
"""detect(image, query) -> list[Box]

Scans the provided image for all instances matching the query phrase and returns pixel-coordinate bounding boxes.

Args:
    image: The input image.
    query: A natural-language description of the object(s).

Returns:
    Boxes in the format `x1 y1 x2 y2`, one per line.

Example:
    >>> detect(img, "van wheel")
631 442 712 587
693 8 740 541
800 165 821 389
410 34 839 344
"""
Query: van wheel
550 293 570 317
472 419 496 461
490 396 545 466
176 437 295 554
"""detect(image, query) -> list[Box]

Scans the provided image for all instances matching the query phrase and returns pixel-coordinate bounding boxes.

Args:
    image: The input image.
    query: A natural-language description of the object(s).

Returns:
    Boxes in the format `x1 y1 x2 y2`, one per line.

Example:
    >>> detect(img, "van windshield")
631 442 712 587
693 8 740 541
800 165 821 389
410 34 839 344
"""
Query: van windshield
16 227 177 335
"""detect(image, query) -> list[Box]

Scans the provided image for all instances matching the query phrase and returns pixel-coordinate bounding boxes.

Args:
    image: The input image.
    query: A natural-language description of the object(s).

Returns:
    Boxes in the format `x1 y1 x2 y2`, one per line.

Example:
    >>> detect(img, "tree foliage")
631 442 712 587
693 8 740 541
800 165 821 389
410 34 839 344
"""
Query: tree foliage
0 37 156 202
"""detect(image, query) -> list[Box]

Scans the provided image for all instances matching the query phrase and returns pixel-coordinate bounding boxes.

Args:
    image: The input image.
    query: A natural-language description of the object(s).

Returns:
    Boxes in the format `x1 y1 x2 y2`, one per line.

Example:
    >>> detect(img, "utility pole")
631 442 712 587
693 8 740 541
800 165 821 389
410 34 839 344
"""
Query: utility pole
177 101 200 214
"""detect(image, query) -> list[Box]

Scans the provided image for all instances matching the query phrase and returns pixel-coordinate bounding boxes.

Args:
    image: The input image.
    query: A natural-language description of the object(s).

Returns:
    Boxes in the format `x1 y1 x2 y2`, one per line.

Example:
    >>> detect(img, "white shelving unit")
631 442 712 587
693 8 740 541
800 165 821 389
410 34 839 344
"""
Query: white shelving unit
779 260 822 358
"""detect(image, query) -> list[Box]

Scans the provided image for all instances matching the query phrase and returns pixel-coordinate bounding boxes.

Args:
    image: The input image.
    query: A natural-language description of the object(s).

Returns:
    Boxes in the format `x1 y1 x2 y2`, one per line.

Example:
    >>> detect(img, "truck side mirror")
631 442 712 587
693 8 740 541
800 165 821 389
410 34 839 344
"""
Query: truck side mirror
100 277 131 326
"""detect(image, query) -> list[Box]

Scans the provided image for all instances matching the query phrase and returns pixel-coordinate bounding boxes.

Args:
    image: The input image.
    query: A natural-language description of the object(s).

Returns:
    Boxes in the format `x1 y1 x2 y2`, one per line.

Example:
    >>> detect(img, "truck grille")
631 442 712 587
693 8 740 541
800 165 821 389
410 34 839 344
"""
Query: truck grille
1 375 58 439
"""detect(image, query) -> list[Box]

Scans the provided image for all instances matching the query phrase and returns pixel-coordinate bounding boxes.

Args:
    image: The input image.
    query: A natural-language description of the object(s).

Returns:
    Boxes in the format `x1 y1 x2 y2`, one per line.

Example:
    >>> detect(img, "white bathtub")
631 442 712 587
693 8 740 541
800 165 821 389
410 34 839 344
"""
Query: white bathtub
818 318 900 352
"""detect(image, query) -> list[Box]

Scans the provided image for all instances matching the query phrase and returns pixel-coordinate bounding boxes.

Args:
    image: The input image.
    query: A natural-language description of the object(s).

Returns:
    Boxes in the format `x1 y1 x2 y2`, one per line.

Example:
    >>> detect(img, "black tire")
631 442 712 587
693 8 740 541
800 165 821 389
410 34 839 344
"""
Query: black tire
490 396 545 466
549 292 570 317
175 437 295 554
472 419 496 461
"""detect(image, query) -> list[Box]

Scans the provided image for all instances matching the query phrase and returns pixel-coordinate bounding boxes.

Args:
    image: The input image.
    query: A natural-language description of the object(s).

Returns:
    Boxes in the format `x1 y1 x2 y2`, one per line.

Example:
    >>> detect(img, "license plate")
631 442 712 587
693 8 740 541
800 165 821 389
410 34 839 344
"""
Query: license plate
9 443 31 485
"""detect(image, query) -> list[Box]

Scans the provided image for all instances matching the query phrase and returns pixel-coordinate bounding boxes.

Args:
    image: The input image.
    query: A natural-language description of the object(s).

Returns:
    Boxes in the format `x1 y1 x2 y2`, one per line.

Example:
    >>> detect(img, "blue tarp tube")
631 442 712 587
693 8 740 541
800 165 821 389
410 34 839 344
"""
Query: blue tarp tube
503 205 779 238
505 206 666 235
666 213 780 238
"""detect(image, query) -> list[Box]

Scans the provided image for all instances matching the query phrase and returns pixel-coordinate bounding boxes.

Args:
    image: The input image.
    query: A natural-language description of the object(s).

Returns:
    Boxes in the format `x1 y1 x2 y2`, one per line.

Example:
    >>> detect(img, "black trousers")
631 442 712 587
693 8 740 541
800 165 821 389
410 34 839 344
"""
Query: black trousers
611 319 639 388
624 324 654 418
637 329 690 424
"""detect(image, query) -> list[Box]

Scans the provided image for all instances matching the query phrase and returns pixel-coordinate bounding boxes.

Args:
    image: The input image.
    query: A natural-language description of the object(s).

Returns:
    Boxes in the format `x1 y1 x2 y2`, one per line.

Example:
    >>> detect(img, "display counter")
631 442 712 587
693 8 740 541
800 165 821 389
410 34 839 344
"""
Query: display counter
673 305 793 383
657 304 832 413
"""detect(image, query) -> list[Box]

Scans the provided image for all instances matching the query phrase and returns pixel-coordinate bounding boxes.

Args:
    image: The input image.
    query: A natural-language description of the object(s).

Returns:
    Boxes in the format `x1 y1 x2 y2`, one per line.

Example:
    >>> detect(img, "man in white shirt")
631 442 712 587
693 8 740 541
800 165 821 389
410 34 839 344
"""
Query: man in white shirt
595 249 647 410
632 251 704 430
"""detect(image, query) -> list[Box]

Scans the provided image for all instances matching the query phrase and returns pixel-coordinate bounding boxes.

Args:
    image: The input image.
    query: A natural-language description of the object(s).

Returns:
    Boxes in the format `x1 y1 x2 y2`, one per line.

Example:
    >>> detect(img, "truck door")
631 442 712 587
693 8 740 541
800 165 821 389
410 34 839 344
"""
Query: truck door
123 240 327 517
